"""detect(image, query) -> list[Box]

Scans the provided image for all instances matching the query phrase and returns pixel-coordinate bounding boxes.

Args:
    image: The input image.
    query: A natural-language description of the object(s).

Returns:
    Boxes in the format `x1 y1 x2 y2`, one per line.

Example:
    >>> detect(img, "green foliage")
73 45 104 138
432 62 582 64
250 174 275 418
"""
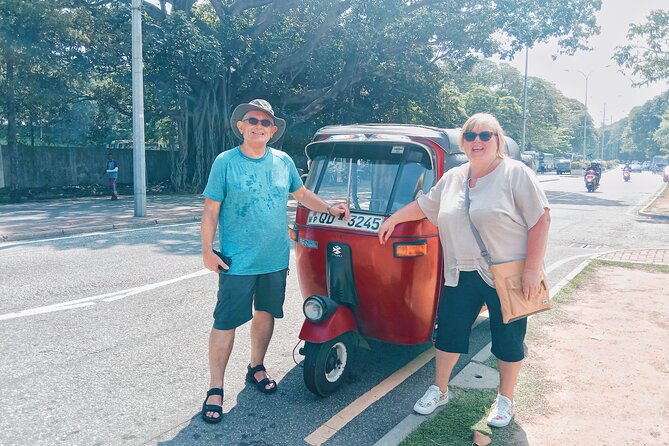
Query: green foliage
451 60 593 156
1 0 604 191
654 111 669 154
614 10 669 85
620 91 669 159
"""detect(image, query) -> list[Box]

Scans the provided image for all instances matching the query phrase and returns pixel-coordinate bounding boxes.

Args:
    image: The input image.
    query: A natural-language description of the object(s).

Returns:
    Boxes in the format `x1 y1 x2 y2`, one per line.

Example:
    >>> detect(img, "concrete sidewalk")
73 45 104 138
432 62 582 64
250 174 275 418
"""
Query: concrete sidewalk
0 194 205 242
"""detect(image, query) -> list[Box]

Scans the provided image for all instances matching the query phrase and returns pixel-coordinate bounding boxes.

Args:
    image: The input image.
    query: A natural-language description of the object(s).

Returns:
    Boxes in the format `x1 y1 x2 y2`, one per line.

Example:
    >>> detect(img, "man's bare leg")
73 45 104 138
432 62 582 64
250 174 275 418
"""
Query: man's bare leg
205 327 235 419
249 311 276 391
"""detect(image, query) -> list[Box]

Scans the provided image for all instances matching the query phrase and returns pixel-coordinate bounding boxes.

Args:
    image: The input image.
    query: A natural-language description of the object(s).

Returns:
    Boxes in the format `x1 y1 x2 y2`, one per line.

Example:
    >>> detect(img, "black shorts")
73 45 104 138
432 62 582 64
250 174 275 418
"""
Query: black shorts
212 269 288 330
435 271 527 362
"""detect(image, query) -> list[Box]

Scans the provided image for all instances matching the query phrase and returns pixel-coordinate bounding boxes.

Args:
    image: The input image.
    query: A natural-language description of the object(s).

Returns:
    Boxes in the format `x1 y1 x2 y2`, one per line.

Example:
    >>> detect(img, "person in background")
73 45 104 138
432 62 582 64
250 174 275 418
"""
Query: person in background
199 99 350 424
103 153 119 200
378 113 550 427
586 161 602 187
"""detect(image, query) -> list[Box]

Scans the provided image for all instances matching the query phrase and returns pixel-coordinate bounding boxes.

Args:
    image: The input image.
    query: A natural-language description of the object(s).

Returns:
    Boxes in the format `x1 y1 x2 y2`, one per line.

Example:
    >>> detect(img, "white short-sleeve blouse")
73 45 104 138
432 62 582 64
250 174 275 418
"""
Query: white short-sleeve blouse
417 158 550 287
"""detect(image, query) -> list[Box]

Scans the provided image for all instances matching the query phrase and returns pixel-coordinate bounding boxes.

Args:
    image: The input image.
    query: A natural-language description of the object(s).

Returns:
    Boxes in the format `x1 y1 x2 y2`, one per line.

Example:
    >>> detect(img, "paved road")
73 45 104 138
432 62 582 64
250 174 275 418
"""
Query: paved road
0 169 667 445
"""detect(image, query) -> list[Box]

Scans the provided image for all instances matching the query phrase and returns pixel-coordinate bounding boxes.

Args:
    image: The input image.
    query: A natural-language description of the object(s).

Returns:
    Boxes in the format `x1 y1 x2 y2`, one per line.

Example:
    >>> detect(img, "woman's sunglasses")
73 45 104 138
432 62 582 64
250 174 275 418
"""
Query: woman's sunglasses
463 131 496 142
242 117 274 127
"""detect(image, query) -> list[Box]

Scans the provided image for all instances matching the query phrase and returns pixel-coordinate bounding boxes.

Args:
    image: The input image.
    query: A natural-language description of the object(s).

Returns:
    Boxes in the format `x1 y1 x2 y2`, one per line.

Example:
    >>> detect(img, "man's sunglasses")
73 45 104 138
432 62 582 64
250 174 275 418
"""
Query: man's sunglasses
463 131 496 142
242 117 274 127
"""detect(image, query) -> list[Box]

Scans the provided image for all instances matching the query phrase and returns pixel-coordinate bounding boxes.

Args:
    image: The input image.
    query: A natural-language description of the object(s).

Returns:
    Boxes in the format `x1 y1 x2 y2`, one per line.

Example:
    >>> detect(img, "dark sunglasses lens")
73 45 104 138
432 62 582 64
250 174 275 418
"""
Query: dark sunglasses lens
464 132 476 142
479 132 493 141
244 118 273 127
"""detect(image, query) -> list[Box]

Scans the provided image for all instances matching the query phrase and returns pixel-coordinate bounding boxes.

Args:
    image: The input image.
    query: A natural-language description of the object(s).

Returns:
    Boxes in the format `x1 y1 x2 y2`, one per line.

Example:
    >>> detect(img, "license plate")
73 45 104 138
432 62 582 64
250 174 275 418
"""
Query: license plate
306 211 385 233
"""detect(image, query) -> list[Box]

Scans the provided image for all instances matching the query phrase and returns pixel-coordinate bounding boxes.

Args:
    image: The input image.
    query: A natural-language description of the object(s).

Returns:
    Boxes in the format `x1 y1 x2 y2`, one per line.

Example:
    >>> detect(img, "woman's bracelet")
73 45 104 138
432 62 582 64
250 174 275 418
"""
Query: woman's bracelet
326 204 334 215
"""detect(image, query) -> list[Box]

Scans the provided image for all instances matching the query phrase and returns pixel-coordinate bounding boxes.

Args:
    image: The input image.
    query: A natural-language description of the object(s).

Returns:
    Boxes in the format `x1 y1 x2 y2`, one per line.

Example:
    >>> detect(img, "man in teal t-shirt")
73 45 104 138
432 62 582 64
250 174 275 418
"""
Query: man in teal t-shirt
199 99 349 423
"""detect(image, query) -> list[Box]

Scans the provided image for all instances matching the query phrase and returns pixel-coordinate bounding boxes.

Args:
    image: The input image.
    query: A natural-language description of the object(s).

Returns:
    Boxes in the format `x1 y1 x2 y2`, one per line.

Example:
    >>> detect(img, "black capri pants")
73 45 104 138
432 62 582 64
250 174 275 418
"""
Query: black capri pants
435 270 527 362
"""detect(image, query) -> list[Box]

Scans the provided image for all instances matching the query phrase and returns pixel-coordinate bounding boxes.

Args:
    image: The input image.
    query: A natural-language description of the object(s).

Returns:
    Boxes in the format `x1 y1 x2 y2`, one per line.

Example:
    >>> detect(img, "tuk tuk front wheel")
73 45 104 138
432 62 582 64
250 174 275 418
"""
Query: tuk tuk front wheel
303 335 351 397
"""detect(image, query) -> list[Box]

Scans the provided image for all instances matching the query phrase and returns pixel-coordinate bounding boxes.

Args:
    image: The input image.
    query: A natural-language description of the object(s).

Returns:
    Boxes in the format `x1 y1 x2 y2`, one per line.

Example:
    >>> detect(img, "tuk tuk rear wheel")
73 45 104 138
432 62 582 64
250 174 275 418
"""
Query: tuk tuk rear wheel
303 335 351 397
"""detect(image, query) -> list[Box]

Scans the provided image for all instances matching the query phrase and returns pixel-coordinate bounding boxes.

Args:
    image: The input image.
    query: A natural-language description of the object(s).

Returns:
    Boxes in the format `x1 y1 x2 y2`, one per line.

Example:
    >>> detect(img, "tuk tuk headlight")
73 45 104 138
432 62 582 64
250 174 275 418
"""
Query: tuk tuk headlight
303 295 339 323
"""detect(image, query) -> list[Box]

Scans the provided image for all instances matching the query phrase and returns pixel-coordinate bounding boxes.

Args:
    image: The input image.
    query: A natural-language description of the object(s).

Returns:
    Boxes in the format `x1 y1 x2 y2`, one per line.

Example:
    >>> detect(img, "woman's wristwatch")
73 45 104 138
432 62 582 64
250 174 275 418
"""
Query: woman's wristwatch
326 204 335 215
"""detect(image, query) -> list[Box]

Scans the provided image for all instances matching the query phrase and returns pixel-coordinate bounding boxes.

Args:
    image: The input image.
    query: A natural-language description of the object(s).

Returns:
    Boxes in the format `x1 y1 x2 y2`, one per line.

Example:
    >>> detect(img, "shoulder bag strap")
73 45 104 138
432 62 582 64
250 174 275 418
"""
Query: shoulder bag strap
465 167 494 266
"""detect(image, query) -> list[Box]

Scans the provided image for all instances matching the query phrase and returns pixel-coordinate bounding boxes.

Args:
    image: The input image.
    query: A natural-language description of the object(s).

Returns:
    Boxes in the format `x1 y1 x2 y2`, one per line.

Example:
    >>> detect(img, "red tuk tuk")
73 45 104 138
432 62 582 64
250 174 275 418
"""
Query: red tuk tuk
290 124 521 396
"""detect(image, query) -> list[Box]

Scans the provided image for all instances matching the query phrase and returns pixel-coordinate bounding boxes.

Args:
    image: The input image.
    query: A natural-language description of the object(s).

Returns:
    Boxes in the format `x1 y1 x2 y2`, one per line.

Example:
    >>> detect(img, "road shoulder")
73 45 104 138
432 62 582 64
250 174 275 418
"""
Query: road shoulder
394 259 669 446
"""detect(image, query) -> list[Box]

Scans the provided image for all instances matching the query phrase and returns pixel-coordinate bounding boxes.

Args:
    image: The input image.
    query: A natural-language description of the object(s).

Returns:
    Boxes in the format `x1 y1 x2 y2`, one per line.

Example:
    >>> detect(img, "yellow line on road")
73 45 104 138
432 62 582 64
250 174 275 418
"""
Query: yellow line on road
304 346 436 446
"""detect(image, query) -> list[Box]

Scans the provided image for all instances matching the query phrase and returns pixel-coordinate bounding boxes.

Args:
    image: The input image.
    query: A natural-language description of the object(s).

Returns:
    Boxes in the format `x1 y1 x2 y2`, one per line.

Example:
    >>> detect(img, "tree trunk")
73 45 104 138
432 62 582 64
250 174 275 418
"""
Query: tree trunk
30 116 35 148
6 57 20 202
171 77 235 192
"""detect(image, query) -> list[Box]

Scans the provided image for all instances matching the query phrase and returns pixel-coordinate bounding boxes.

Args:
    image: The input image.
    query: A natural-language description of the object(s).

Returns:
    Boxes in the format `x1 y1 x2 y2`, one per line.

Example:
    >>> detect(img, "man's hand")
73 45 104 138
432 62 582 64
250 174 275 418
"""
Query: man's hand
203 249 228 273
328 203 350 221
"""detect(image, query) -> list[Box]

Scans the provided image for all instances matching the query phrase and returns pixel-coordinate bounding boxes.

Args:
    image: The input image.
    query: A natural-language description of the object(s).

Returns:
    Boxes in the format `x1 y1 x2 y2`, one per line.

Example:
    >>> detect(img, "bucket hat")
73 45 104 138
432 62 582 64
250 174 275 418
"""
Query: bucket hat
230 99 286 144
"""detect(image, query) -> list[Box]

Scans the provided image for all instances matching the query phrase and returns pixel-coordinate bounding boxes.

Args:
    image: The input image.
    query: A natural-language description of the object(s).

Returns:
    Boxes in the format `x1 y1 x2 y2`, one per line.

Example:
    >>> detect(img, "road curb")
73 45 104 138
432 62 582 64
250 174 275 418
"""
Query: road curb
638 182 669 220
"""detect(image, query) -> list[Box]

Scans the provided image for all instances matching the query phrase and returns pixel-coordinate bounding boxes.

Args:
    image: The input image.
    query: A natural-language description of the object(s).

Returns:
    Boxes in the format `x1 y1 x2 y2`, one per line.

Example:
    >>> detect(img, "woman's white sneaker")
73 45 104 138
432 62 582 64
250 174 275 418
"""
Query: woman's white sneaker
413 385 449 415
486 394 514 427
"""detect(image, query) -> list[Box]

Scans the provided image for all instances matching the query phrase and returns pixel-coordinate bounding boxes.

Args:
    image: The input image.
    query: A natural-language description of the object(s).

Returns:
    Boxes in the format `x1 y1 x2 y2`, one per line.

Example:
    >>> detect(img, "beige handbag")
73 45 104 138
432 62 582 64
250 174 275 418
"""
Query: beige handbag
465 169 550 324
489 260 550 323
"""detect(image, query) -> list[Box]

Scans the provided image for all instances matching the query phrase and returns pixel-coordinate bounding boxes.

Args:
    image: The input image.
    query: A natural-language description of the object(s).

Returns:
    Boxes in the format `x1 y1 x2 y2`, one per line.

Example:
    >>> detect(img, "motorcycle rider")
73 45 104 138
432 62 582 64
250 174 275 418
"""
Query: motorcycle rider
584 161 602 188
622 162 631 180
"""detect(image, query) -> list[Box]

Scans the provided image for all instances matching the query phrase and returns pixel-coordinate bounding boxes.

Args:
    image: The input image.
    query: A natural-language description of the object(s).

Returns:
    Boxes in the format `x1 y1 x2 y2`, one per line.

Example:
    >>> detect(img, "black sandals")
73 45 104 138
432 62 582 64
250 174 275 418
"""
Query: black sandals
201 388 224 424
246 364 277 394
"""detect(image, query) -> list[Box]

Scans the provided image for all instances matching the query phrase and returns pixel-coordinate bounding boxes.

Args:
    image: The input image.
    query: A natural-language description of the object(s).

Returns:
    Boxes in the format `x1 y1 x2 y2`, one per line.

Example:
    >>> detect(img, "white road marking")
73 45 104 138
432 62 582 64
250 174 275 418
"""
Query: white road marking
545 253 596 274
0 269 212 321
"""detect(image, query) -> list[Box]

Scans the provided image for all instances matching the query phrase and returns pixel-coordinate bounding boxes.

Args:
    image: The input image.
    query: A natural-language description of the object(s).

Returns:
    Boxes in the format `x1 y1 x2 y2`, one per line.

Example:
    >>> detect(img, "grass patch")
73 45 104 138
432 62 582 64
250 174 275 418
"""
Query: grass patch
400 387 497 446
401 260 668 445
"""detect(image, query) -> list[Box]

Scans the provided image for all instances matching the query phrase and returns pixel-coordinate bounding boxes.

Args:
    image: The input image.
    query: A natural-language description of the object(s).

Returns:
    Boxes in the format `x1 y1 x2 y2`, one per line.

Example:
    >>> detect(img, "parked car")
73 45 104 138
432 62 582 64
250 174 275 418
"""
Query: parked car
555 158 571 175
630 162 643 173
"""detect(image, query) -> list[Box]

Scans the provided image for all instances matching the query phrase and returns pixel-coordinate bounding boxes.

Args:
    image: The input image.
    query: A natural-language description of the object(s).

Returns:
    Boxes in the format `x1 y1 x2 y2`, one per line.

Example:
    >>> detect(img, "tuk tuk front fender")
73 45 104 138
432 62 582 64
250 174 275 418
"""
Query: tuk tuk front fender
299 306 357 343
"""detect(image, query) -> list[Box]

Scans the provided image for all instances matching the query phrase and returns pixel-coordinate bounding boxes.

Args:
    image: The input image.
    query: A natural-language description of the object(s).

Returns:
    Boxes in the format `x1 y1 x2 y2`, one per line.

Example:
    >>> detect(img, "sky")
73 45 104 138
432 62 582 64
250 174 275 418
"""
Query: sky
499 0 668 128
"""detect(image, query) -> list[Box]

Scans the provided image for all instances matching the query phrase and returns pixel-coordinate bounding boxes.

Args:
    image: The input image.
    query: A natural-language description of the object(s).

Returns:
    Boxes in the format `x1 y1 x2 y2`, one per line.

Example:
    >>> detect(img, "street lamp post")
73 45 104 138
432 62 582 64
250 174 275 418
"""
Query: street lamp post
521 47 529 151
566 66 610 160
601 102 606 160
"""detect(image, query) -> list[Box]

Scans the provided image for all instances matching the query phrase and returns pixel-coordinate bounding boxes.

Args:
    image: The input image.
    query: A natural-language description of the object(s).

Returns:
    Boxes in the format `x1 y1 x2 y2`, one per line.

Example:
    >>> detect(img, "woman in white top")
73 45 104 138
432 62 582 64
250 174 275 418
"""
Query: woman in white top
378 113 550 427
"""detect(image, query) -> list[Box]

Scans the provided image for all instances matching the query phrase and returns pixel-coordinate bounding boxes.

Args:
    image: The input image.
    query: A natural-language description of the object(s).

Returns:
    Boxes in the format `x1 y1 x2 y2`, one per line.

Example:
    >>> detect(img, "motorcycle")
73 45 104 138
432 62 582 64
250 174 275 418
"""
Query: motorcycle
623 168 631 182
584 169 599 192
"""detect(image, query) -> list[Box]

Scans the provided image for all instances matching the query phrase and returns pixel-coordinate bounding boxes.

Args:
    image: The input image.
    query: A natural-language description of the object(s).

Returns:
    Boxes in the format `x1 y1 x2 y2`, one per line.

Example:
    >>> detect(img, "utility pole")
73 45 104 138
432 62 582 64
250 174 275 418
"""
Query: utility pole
601 103 606 160
131 0 146 216
583 75 589 160
565 65 610 161
521 47 529 152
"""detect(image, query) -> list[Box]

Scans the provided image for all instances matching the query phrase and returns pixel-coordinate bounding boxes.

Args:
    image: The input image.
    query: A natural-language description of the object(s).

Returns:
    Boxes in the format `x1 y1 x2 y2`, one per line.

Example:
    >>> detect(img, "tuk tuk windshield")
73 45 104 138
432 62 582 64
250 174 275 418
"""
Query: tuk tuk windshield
306 143 435 215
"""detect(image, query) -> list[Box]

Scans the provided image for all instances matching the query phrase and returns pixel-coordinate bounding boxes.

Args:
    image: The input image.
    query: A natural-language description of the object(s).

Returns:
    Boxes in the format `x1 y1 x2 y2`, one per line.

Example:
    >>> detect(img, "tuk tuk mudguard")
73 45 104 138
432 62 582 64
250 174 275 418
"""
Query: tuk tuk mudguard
298 306 357 343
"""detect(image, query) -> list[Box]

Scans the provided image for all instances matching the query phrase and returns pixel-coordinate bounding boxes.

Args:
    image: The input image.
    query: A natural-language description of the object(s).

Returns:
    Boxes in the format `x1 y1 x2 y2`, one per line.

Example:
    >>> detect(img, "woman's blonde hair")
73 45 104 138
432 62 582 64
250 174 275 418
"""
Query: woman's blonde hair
459 113 506 159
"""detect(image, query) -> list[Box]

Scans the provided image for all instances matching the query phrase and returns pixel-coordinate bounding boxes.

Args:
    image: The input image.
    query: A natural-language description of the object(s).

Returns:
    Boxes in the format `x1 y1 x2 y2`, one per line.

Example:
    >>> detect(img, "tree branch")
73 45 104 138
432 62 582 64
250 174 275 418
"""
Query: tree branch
405 0 447 13
250 0 296 38
295 55 362 122
209 0 226 20
143 1 166 21
228 0 273 16
274 0 351 74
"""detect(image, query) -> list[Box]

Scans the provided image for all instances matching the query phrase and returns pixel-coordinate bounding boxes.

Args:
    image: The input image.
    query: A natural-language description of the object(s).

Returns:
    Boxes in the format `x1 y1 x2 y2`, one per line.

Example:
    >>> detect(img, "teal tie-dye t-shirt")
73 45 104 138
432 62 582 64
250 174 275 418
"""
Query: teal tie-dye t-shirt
203 146 303 275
